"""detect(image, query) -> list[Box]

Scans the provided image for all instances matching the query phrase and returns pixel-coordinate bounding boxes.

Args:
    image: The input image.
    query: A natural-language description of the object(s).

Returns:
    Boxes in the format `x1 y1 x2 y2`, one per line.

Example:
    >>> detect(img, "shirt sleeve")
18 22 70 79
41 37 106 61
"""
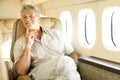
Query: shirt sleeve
13 36 26 64
55 30 74 55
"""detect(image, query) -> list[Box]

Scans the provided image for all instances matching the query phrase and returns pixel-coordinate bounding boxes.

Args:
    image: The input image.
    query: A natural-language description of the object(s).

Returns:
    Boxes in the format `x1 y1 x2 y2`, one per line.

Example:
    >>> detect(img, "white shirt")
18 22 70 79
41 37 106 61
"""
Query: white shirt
14 27 74 66
14 27 81 80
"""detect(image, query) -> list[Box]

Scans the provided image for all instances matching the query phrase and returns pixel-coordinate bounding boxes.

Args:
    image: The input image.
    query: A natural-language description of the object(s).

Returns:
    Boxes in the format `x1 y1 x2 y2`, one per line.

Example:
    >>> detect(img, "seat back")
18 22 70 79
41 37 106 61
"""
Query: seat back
10 17 62 62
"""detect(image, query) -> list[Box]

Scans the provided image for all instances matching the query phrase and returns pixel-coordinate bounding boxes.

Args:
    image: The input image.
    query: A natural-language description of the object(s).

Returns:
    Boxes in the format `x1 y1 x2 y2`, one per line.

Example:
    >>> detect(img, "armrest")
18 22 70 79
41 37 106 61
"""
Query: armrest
0 60 9 80
17 75 31 80
5 61 14 80
5 61 32 80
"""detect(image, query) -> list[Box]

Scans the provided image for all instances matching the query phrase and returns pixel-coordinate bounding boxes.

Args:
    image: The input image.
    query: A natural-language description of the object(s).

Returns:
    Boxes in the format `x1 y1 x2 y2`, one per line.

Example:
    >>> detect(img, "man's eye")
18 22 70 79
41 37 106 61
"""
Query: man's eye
30 15 34 18
22 16 26 19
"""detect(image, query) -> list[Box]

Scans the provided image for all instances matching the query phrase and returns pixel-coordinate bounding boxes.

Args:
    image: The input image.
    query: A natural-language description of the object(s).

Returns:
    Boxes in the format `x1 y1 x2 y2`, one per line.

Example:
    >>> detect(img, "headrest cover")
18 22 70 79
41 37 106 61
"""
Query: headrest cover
40 17 52 28
0 19 16 33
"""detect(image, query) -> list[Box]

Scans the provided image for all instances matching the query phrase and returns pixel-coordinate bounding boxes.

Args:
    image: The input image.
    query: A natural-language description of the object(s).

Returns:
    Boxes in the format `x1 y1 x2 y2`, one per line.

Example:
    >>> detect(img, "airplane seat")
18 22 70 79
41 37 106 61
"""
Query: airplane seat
9 17 62 80
0 48 9 80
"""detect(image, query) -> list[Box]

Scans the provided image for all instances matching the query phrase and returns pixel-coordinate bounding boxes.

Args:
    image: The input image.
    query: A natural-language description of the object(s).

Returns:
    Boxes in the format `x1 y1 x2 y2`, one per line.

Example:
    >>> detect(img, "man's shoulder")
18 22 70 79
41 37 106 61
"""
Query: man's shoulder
15 35 25 44
45 28 62 34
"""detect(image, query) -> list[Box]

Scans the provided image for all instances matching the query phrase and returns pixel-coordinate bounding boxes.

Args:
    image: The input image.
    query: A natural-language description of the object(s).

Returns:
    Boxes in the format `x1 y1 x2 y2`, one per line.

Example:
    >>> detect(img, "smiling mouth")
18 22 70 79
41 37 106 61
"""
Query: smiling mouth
24 23 33 28
25 22 33 25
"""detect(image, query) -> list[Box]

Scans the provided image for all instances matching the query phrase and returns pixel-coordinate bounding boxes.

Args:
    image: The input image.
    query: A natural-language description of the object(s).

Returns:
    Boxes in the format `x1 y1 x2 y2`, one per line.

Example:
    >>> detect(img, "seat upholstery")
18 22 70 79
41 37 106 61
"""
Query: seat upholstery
10 17 62 80
0 48 9 80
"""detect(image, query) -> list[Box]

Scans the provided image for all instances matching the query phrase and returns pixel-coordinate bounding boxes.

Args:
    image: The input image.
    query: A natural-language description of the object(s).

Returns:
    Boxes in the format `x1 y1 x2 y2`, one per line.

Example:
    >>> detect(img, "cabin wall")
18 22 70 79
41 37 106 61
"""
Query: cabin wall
0 0 22 19
40 0 120 63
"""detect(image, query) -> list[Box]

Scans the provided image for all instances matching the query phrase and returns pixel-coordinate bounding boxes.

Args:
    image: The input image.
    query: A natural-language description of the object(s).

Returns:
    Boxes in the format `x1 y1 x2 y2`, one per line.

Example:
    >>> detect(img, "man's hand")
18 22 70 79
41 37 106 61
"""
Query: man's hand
25 29 38 48
68 52 79 65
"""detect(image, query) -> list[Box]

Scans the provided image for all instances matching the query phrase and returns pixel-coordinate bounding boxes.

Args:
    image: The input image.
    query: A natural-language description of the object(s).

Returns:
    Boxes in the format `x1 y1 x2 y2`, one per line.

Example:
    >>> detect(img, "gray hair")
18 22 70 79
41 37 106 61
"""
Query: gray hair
21 4 41 16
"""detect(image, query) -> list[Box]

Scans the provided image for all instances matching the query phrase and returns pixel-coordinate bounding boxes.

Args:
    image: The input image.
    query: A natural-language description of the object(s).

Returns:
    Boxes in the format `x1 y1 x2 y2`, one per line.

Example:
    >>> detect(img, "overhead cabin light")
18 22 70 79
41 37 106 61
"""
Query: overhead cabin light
21 0 51 4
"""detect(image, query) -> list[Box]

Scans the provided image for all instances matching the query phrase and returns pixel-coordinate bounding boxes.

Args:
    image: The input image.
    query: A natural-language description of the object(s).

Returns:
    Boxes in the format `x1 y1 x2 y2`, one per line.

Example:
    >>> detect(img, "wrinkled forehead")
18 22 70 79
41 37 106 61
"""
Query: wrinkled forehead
21 6 40 17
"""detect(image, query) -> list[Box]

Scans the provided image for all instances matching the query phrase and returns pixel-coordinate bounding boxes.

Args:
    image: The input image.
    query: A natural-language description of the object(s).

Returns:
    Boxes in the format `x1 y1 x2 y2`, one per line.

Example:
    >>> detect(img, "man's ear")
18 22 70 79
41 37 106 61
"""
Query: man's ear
38 17 41 26
38 17 41 23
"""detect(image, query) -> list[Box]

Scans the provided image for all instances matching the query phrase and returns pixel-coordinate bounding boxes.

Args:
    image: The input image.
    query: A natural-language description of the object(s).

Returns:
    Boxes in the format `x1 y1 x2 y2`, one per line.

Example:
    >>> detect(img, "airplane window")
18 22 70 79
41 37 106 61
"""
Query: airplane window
102 7 120 51
78 9 96 48
60 11 72 43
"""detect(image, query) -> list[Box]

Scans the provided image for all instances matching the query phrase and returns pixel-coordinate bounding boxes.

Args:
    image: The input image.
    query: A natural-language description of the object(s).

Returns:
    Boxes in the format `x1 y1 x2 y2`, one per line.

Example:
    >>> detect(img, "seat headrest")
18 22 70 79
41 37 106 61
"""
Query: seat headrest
0 19 16 33
40 17 62 30
40 17 52 28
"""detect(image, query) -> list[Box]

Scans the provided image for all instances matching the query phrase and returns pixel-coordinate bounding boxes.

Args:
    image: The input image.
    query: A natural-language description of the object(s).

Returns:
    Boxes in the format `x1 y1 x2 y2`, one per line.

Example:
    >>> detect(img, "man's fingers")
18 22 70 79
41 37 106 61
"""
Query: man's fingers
26 29 29 34
26 29 38 39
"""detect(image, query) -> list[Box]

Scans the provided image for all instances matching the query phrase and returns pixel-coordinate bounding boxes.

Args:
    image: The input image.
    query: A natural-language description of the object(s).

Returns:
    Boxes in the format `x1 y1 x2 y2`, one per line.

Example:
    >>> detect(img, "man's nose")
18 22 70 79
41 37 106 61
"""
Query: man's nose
25 17 31 21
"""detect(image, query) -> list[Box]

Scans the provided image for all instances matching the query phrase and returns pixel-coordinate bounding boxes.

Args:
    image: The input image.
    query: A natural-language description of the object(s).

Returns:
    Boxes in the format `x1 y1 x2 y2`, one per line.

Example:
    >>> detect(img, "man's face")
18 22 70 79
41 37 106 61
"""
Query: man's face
21 9 40 30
